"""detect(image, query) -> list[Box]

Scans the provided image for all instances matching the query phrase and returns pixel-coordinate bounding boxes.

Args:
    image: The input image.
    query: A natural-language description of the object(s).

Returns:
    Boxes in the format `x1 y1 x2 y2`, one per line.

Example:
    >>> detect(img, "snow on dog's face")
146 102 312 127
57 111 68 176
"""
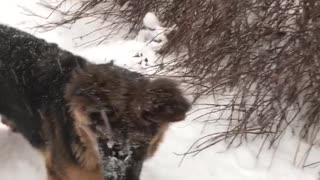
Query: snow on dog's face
64 63 191 179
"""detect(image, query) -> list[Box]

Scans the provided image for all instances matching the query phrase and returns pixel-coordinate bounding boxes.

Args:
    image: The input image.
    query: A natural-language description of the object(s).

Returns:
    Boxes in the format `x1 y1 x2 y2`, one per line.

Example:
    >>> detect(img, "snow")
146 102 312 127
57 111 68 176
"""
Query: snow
141 101 319 180
143 12 161 30
1 1 320 180
0 121 46 180
77 40 159 73
136 12 173 52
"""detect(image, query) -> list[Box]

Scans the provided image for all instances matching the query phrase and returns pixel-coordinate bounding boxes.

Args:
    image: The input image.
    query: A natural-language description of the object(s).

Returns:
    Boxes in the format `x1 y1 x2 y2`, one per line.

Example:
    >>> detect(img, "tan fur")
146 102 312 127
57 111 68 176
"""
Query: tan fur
146 123 169 159
64 165 103 180
72 109 100 170
45 148 103 180
38 109 103 180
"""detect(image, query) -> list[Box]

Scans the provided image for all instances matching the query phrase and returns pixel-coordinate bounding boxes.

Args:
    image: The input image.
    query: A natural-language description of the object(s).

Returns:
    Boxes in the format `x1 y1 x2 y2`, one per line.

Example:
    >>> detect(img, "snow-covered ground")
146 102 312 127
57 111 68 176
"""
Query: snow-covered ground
1 1 320 180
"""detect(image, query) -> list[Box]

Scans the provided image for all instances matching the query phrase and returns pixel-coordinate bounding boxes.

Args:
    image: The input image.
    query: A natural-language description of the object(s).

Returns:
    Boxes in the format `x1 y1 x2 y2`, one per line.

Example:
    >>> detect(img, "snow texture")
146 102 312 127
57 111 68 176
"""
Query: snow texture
0 1 320 180
98 140 144 180
0 122 46 180
136 12 172 52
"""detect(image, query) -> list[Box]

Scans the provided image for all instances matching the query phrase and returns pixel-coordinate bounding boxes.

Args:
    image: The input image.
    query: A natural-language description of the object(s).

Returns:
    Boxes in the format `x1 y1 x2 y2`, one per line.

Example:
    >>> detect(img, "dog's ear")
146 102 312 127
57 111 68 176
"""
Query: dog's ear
140 78 191 123
64 66 111 171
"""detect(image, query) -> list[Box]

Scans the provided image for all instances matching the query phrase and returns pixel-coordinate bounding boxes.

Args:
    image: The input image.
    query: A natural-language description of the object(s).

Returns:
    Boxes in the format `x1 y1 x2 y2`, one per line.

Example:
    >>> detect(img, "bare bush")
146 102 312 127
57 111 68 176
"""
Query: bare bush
29 0 320 162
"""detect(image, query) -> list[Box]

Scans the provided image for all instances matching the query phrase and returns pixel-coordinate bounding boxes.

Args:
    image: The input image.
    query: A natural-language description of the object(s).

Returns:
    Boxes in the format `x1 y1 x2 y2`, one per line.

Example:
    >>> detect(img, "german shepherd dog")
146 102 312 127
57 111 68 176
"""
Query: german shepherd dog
0 24 191 180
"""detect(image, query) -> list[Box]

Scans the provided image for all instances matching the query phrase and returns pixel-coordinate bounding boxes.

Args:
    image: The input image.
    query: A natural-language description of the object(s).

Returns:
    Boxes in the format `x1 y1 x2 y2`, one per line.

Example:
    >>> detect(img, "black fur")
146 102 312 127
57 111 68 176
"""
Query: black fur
0 75 42 145
0 25 86 146
0 24 88 147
